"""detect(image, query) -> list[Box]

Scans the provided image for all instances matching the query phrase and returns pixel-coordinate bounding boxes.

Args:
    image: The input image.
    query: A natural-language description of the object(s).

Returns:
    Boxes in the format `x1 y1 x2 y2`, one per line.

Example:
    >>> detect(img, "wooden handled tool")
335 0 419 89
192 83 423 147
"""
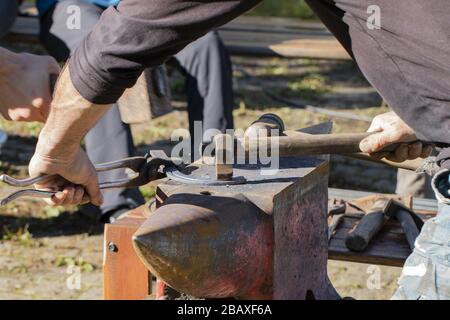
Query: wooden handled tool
345 198 392 252
236 114 438 172
388 201 422 251
273 130 430 171
246 132 382 157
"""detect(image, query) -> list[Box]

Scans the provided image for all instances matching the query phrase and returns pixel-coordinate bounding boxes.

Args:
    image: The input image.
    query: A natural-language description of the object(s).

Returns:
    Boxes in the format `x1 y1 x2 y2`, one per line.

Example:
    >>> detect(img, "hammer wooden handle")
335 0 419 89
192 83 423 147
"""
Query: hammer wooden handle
395 208 420 251
345 198 391 252
345 152 424 171
251 132 399 158
276 132 376 156
284 130 430 171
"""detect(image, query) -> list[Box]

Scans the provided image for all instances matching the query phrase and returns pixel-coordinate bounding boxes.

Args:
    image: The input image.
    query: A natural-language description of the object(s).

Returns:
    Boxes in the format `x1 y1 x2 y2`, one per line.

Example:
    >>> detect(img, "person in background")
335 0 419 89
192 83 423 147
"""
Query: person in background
37 0 235 222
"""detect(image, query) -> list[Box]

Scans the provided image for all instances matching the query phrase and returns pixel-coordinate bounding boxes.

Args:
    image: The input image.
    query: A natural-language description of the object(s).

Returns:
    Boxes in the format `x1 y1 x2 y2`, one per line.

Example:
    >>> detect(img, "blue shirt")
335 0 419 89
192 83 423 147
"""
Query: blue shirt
37 0 120 16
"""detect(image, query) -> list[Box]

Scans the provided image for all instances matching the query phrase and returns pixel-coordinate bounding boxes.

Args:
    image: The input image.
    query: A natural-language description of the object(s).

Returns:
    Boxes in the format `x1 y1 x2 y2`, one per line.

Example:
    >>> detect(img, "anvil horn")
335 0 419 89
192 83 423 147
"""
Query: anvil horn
133 193 273 299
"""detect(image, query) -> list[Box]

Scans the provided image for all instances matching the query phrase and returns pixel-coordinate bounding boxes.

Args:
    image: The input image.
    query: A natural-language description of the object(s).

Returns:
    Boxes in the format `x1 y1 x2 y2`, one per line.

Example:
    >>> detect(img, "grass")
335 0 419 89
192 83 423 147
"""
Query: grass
287 73 331 98
0 119 43 137
54 256 96 272
139 185 156 202
249 0 316 19
2 224 38 247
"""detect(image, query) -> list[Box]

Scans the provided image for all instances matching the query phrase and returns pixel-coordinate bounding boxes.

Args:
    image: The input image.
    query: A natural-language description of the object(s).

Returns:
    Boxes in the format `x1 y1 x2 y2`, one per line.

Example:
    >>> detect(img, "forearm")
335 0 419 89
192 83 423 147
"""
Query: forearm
36 64 110 161
70 0 261 104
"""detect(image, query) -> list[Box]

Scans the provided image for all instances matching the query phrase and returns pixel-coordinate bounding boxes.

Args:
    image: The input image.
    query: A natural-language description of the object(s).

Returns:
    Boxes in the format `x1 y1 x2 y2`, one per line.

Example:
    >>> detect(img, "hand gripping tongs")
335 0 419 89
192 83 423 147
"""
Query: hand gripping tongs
0 153 177 206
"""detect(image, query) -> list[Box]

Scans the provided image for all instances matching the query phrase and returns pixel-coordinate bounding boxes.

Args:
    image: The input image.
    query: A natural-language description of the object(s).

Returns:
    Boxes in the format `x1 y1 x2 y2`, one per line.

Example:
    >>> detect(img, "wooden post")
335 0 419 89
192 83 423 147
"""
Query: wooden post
103 206 151 300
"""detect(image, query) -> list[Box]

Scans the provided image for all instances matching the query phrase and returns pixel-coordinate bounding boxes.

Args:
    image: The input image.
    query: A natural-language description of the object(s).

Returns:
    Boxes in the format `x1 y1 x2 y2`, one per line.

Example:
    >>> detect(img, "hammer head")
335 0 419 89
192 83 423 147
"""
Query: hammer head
133 193 274 299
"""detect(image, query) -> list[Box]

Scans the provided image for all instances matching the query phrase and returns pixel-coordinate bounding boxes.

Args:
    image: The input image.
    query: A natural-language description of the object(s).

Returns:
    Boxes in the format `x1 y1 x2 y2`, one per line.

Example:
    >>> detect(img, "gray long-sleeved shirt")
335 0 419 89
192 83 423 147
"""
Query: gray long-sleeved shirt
69 0 261 105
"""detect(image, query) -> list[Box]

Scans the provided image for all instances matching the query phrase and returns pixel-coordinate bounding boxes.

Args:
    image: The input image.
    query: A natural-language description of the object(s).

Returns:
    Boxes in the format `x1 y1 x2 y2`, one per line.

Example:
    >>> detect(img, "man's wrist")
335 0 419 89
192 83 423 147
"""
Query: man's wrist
35 128 80 162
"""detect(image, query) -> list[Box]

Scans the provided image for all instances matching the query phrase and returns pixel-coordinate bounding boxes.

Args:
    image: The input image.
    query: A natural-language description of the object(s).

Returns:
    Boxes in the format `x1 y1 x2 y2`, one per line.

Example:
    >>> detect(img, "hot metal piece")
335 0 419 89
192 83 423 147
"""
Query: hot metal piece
164 166 246 186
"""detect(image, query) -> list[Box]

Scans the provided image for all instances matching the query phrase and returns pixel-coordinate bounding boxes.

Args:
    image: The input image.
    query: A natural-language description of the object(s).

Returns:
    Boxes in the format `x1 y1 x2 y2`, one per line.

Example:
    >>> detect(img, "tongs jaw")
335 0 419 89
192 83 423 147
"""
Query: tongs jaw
0 154 176 206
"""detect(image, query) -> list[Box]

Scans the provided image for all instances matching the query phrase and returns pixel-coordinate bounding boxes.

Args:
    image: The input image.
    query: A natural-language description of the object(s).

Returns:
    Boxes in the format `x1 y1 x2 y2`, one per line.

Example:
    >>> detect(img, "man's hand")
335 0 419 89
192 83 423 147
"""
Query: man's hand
29 64 110 206
0 48 60 122
29 147 102 206
359 111 433 162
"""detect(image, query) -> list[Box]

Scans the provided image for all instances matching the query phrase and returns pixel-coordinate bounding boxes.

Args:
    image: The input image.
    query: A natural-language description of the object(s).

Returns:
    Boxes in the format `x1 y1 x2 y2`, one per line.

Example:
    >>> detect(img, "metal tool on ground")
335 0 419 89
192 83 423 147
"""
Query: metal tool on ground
0 154 176 205
345 197 392 252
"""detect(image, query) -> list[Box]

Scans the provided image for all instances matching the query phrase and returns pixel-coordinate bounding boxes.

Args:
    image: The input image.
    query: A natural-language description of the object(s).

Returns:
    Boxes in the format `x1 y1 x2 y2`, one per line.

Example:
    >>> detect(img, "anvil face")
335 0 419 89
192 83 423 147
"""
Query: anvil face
133 193 273 299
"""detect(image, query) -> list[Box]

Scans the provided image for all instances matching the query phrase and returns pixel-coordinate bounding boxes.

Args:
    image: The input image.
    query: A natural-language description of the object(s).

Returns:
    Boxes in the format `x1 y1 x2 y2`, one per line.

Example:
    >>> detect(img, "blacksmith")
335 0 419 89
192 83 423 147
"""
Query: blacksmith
5 0 450 299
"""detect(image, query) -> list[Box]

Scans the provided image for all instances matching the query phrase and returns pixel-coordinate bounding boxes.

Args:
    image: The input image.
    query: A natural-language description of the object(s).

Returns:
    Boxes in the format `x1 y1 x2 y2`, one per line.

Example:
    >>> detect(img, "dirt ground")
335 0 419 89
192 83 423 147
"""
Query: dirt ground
0 53 403 300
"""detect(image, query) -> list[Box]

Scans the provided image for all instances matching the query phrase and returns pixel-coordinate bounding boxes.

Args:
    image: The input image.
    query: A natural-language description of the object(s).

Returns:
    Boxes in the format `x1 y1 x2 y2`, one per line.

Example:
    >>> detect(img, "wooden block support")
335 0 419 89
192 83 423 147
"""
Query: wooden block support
103 206 151 300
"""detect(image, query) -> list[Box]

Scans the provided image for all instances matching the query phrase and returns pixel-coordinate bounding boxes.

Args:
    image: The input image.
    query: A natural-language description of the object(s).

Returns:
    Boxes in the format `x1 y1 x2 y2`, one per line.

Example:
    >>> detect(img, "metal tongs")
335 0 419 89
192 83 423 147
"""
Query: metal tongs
0 154 176 206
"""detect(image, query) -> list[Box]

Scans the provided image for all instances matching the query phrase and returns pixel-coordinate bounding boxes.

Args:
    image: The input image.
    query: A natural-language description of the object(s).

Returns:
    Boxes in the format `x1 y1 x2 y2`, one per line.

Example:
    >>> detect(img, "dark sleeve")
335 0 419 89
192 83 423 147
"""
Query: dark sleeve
0 0 18 39
69 0 261 104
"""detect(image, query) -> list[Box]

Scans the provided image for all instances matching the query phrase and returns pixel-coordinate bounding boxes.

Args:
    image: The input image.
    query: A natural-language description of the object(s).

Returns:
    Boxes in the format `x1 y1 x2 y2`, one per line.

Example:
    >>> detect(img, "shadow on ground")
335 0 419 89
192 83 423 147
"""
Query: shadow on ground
0 209 103 239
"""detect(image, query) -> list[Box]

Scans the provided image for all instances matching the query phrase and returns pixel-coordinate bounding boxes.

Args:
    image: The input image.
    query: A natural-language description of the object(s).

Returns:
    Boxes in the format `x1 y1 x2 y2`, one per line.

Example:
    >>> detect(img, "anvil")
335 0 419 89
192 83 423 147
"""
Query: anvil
132 119 340 300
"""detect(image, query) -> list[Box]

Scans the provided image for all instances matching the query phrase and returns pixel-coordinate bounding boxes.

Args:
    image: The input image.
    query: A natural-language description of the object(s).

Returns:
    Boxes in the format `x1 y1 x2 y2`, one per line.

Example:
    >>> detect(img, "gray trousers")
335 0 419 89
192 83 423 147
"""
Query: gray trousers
39 0 234 214
392 170 450 300
396 169 434 199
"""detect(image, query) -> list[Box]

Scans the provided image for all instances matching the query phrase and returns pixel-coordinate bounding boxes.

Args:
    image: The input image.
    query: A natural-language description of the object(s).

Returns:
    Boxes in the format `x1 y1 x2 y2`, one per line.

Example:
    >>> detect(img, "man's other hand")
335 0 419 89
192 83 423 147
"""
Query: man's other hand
359 111 433 162
28 147 103 206
0 49 60 122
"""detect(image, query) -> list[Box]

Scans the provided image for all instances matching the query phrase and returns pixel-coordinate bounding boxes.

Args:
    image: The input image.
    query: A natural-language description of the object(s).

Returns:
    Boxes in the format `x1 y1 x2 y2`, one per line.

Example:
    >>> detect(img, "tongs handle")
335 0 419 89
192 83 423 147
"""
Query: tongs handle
0 189 55 206
0 156 149 206
0 174 49 187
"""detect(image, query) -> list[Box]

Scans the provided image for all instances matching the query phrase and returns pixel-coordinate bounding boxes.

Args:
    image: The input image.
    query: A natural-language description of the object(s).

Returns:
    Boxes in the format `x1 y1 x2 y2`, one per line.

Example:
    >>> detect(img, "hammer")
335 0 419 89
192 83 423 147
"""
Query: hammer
345 197 392 252
346 198 422 252
239 114 439 172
